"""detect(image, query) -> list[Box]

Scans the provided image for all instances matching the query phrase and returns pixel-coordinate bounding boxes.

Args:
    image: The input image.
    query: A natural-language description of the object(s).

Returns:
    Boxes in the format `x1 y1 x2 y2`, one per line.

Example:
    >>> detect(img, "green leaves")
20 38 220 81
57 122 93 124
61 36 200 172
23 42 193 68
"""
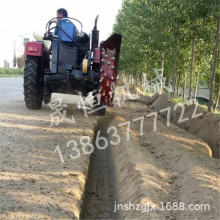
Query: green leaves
113 0 219 100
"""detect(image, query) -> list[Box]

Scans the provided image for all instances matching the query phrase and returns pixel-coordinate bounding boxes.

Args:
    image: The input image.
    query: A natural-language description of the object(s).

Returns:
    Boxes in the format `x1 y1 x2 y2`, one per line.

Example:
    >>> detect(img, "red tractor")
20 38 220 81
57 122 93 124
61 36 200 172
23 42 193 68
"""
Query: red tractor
24 16 122 115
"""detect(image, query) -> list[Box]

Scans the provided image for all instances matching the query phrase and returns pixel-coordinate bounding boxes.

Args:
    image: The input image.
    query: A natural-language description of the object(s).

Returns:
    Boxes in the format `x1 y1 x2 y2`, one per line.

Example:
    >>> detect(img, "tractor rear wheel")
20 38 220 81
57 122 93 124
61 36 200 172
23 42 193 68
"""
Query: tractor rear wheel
24 56 43 109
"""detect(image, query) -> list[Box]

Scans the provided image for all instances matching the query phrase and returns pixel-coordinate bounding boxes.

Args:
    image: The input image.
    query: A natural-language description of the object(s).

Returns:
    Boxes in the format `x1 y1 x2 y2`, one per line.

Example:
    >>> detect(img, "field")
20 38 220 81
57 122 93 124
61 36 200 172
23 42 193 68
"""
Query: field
0 84 219 219
0 68 24 77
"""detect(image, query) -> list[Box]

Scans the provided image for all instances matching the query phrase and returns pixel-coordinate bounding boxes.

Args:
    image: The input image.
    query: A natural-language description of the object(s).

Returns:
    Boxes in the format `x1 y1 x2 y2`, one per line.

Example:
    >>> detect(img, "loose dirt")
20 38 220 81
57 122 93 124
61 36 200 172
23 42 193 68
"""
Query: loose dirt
148 93 220 158
0 88 219 220
107 91 219 219
0 94 97 219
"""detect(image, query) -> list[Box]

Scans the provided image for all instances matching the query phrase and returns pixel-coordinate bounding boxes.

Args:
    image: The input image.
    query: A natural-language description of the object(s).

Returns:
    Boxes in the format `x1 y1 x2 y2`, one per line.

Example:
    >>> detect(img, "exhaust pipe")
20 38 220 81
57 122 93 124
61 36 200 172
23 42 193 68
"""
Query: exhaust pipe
91 15 99 52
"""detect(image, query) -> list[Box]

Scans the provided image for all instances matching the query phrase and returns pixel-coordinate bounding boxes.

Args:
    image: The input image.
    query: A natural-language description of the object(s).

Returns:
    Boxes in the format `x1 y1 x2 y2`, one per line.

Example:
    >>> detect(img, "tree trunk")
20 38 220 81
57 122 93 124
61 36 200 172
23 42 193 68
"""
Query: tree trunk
150 70 152 86
138 73 141 87
160 53 164 95
168 76 171 95
128 74 131 84
214 85 220 112
183 74 187 100
176 71 181 97
189 25 196 100
135 74 138 86
208 17 220 112
142 73 146 92
194 70 200 102
172 42 177 97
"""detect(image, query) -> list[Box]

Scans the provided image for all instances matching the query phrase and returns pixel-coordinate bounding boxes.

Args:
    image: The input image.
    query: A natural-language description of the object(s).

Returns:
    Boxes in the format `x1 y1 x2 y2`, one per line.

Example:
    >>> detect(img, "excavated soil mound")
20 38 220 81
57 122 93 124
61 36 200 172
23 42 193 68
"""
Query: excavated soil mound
149 94 219 158
109 99 219 219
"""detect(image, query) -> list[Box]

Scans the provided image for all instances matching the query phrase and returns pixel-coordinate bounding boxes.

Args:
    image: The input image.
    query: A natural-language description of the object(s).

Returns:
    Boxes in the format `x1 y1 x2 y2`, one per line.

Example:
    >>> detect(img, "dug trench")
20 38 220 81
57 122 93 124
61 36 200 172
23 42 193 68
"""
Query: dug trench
80 116 119 220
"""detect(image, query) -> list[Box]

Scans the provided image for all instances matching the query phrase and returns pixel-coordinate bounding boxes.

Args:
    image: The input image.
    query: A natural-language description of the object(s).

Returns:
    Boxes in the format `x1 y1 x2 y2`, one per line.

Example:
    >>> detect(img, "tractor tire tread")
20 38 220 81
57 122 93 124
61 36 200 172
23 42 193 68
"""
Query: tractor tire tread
23 56 43 109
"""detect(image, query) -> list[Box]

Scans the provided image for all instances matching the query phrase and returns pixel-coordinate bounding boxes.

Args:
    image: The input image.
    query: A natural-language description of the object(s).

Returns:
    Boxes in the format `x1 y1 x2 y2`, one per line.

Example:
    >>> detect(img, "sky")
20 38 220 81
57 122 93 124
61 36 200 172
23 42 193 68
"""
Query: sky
0 0 122 65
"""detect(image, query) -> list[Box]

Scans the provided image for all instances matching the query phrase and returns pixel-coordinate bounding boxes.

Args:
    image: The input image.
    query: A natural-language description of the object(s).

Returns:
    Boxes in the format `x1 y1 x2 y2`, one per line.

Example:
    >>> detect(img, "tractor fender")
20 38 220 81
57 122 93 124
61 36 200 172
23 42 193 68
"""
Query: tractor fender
25 41 44 57
25 41 49 73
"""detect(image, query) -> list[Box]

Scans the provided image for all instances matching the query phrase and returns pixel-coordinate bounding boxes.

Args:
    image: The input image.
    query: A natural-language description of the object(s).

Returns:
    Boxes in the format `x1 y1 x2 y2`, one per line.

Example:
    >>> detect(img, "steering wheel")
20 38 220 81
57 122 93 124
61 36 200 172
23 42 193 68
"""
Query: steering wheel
45 17 83 36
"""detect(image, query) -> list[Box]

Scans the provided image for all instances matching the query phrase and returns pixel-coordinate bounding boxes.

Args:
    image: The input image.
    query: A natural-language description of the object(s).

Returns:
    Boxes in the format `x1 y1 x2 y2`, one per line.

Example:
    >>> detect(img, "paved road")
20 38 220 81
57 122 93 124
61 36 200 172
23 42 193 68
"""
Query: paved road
0 77 93 110
0 77 23 106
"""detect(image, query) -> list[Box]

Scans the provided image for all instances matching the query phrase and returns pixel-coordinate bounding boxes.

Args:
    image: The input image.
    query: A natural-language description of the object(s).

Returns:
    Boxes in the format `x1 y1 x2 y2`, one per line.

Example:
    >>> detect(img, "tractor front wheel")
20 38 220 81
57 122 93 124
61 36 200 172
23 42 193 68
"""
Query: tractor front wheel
24 56 43 109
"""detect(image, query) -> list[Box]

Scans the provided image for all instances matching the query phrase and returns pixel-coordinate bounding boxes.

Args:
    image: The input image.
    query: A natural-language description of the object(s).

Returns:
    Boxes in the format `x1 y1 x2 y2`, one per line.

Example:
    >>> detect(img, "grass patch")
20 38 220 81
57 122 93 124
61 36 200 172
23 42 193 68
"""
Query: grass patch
0 68 24 77
173 96 220 115
173 97 188 105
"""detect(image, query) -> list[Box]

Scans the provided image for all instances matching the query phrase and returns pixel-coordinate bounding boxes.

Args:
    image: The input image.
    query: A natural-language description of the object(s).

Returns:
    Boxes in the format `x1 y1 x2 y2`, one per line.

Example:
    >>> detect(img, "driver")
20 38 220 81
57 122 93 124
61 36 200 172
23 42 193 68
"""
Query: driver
54 8 68 36
47 8 77 54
